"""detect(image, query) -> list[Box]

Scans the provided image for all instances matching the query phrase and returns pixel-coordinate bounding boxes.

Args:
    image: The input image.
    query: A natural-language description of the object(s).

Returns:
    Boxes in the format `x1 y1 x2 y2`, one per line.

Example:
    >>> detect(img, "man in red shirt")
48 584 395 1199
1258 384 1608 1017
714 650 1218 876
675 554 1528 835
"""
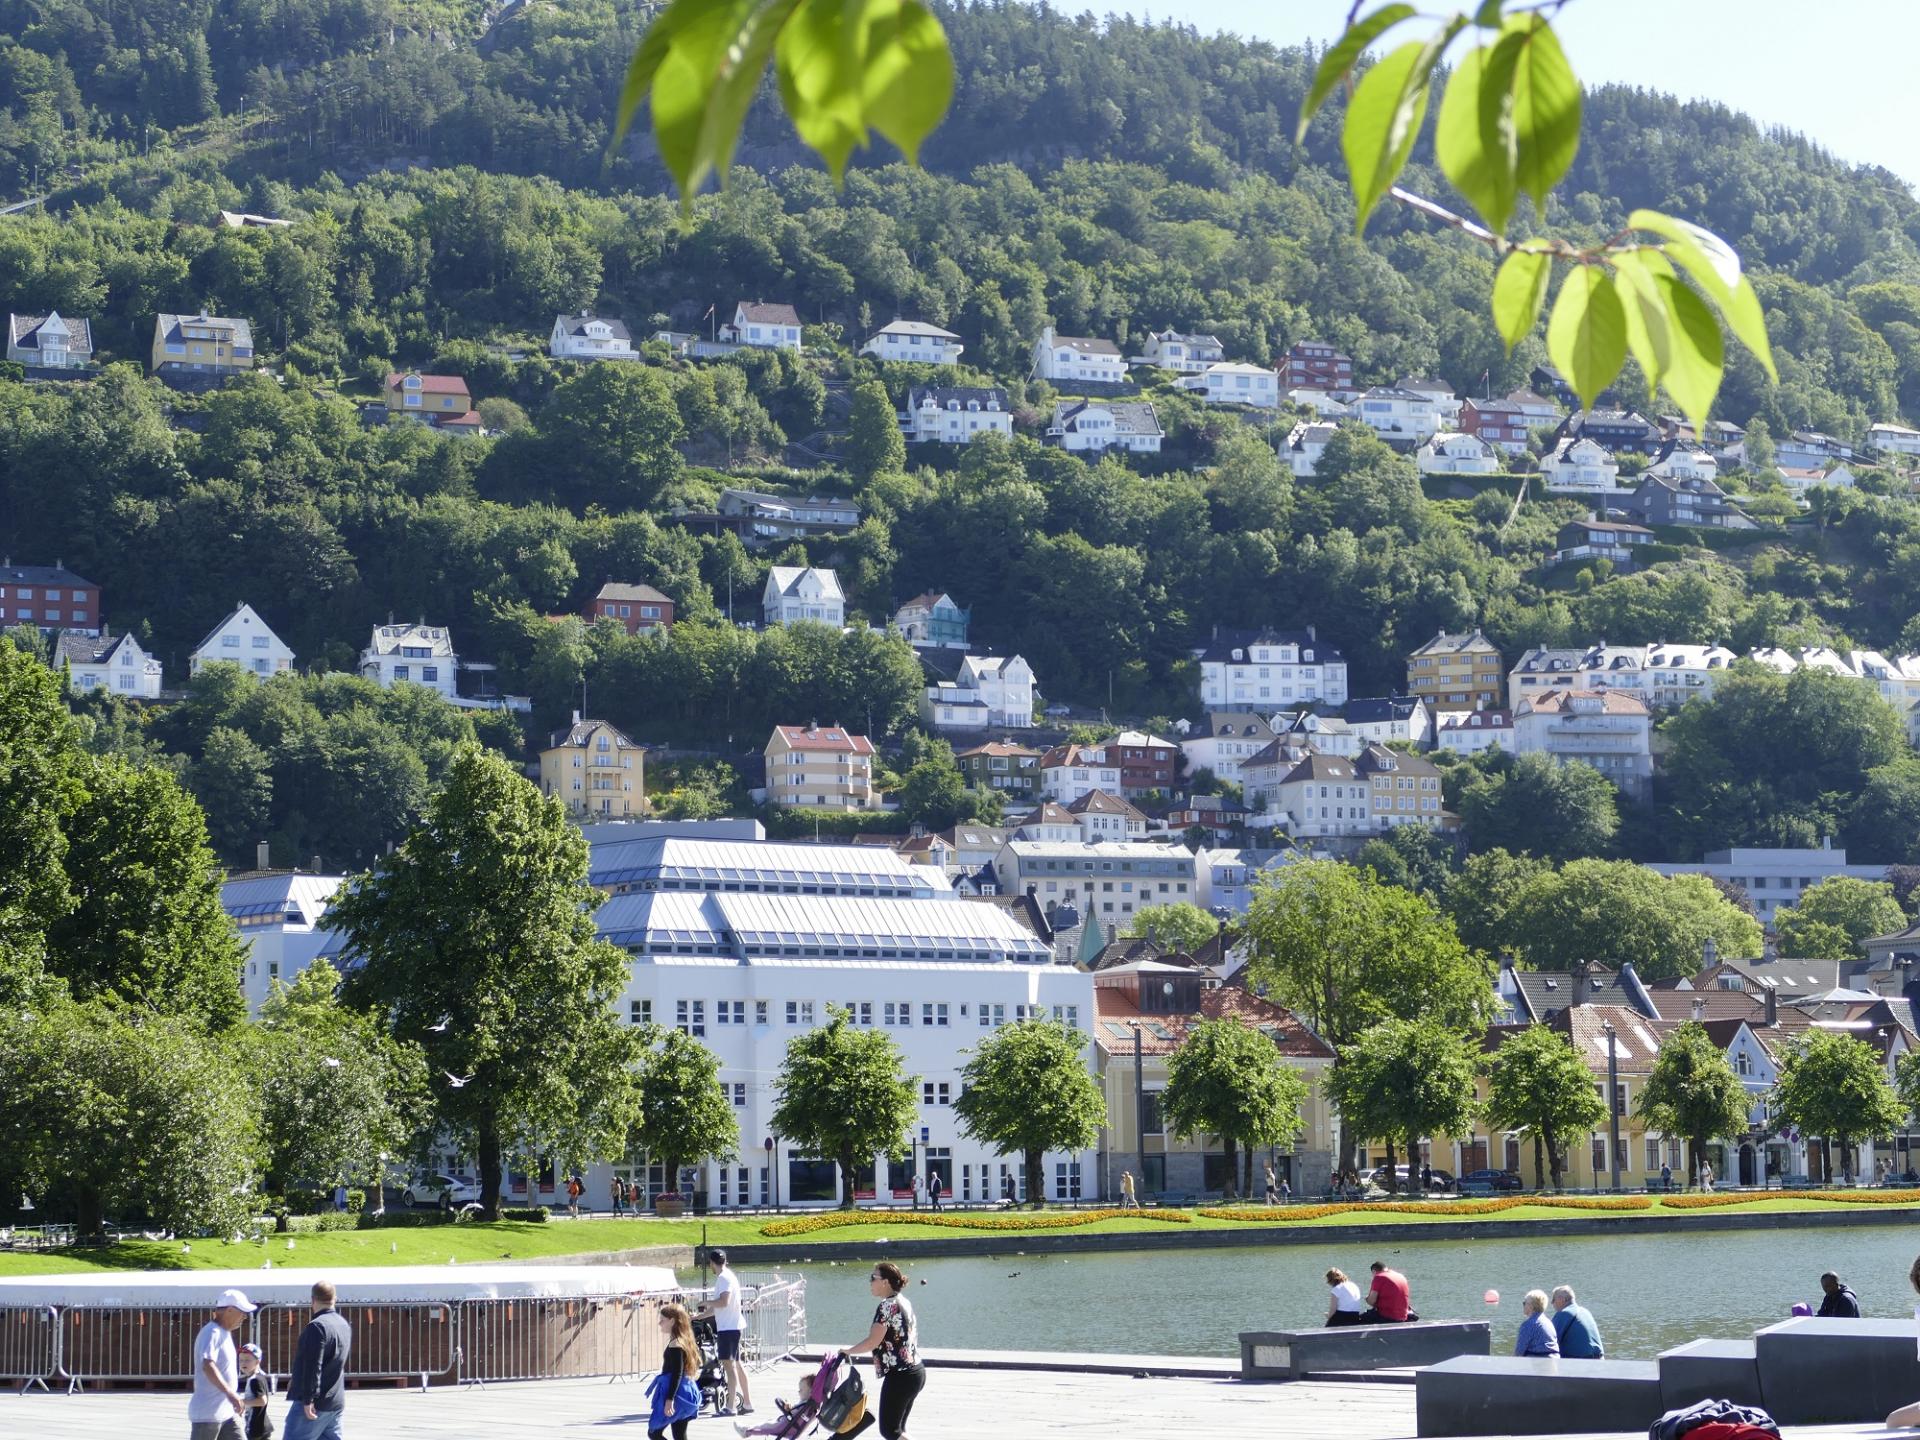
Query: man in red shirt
1362 1260 1412 1323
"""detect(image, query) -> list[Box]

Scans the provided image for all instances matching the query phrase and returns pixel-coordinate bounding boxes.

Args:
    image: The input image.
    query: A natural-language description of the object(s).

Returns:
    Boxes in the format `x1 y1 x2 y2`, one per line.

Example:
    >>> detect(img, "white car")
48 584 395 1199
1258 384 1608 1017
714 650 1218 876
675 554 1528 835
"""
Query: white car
404 1173 481 1208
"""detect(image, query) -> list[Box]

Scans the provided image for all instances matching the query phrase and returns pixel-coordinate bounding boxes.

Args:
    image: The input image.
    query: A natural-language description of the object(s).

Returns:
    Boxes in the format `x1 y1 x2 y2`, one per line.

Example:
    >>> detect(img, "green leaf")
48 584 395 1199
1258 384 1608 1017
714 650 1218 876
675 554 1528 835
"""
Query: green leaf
1609 248 1677 396
859 0 953 165
1297 3 1418 143
1505 13 1580 209
777 0 873 184
1546 265 1627 412
1473 0 1506 24
616 0 769 201
1654 272 1725 440
1626 208 1778 382
1343 26 1460 235
1436 30 1522 234
1490 248 1550 351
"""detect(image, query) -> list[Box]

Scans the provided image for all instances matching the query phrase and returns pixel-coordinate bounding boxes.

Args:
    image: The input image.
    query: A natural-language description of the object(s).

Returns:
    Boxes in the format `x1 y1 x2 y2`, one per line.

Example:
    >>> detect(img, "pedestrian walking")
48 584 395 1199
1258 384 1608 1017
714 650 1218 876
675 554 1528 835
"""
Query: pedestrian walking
1817 1270 1861 1317
611 1176 626 1216
627 1178 641 1213
189 1288 255 1440
1119 1170 1138 1211
566 1175 583 1216
696 1247 753 1417
910 1173 923 1211
1264 1163 1279 1205
236 1345 273 1440
1280 1178 1292 1202
928 1171 943 1211
1661 1161 1672 1193
283 1281 351 1440
838 1260 925 1440
647 1303 701 1440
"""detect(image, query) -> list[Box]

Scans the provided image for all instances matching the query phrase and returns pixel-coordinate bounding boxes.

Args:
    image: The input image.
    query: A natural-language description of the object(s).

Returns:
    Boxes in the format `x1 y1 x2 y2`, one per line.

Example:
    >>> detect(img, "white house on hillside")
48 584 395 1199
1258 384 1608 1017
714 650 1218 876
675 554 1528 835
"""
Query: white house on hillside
1397 376 1463 426
862 319 962 365
1180 362 1279 409
1645 445 1718 482
922 654 1036 731
1417 431 1500 475
1285 421 1337 477
1196 627 1349 709
902 386 1013 445
191 603 293 678
1030 326 1126 385
359 621 458 699
724 301 803 352
1136 329 1224 373
8 311 93 369
55 629 162 699
550 312 637 361
1353 386 1442 444
1542 436 1621 494
762 566 845 627
1047 400 1163 453
1868 422 1920 458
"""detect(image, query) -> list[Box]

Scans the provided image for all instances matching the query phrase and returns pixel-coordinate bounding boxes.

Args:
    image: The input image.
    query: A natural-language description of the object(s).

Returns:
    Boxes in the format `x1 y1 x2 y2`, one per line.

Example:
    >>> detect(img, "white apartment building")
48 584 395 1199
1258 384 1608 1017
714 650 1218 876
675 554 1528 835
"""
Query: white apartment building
1416 431 1500 475
359 621 458 699
994 840 1200 931
762 566 846 627
1248 752 1373 836
1030 325 1126 385
1352 386 1442 444
1179 362 1279 408
1434 708 1514 755
1647 844 1890 925
1039 742 1122 804
862 319 963 365
589 837 1097 1207
224 871 347 1015
1178 712 1278 785
190 602 294 678
1513 689 1654 800
1398 376 1463 426
1506 641 1739 712
1135 329 1225 373
901 386 1013 445
1542 437 1621 494
1047 400 1164 454
1869 422 1920 459
1645 447 1719 483
550 312 637 361
1196 627 1349 709
921 655 1036 732
54 629 162 699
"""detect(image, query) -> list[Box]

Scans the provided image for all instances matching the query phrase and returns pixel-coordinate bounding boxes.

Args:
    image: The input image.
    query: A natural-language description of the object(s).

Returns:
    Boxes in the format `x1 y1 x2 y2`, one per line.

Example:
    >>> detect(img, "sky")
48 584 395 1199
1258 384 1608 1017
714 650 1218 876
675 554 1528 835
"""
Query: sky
1122 1 1920 186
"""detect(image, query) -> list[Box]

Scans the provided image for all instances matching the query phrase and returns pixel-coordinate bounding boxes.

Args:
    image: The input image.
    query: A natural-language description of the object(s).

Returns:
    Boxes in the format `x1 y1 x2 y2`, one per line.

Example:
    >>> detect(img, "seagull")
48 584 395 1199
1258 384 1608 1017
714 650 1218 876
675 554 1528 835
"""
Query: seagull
322 1057 341 1068
428 1016 451 1033
445 1072 473 1087
1006 1271 1020 1279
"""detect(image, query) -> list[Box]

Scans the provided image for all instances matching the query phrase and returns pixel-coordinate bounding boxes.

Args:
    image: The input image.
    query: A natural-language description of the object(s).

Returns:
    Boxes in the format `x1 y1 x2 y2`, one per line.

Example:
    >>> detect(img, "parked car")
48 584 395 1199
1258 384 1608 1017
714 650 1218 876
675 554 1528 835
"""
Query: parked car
1370 1164 1451 1193
404 1172 481 1208
1458 1168 1524 1192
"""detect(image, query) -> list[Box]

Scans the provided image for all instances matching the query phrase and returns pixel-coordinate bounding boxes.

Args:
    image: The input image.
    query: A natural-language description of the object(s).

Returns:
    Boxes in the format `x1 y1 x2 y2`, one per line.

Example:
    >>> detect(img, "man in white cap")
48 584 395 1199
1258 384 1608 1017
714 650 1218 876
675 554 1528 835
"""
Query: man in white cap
188 1287 256 1440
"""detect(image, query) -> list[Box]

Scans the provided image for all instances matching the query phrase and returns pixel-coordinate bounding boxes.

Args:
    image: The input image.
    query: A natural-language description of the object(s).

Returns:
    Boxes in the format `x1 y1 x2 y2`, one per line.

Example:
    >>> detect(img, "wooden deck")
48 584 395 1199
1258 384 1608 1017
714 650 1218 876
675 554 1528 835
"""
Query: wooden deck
13 1364 1907 1439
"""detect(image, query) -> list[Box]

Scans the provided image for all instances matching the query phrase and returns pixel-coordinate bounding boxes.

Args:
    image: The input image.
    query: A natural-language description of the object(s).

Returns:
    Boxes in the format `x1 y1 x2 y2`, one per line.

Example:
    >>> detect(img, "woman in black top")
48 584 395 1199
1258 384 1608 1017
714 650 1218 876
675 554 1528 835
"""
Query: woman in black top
838 1261 924 1440
648 1303 700 1440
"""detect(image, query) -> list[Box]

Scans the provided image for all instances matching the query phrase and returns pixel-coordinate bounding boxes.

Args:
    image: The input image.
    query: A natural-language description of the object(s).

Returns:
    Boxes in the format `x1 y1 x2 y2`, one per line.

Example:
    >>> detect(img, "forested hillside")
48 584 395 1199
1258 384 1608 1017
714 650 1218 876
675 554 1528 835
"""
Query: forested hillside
5 0 1920 870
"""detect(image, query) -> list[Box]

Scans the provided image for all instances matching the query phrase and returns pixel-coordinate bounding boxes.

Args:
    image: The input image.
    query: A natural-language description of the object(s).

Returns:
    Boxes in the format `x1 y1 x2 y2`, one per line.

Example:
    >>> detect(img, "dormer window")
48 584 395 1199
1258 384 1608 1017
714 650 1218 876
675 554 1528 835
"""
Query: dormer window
404 375 421 389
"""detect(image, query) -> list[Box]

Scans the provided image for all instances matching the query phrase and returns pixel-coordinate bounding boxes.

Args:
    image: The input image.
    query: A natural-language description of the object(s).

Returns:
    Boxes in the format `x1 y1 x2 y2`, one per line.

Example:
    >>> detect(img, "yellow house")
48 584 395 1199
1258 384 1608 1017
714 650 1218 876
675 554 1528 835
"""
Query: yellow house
386 370 473 424
540 715 646 818
152 312 255 378
1407 627 1504 711
1093 961 1336 1199
763 723 876 810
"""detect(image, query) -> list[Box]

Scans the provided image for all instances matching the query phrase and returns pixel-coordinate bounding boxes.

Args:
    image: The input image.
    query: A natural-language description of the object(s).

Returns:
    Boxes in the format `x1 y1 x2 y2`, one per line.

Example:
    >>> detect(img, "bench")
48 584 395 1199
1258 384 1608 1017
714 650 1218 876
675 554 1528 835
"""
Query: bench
1754 1316 1920 1423
1658 1337 1763 1409
1239 1320 1489 1381
1414 1355 1663 1437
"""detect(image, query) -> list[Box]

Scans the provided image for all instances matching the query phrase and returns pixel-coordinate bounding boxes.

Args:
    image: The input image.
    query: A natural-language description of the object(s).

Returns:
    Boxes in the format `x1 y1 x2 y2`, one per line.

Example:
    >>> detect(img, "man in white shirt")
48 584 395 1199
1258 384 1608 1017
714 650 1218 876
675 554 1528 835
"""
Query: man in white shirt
188 1287 256 1440
696 1247 752 1417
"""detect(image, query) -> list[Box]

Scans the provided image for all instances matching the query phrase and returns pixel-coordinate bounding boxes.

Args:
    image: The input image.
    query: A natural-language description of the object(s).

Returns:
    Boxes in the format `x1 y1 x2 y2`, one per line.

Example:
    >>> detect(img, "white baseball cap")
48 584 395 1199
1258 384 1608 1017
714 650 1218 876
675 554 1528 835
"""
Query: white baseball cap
216 1288 257 1313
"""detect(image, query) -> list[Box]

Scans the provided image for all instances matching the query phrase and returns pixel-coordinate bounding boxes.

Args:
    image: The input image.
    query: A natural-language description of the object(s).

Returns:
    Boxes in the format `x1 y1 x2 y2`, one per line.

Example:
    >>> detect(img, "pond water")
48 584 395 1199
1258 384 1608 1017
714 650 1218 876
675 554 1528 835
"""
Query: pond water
760 1223 1920 1360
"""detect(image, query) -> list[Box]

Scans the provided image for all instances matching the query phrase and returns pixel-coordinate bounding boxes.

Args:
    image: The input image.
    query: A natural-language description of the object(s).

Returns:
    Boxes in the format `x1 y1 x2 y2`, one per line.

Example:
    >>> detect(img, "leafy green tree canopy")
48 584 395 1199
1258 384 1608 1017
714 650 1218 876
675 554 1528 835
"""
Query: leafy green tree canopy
1506 860 1762 981
1771 1030 1903 1184
771 1007 919 1208
1772 876 1907 959
1636 1020 1752 1183
1484 1024 1608 1191
1159 1016 1311 1200
629 1027 741 1195
1328 1018 1479 1196
1125 901 1221 955
953 1019 1105 1206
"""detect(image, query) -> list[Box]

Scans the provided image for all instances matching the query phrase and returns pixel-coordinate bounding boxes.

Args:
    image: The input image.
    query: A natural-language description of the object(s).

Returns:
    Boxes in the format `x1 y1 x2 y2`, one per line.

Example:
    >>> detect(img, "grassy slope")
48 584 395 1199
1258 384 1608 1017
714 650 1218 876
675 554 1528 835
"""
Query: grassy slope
5 1196 1918 1276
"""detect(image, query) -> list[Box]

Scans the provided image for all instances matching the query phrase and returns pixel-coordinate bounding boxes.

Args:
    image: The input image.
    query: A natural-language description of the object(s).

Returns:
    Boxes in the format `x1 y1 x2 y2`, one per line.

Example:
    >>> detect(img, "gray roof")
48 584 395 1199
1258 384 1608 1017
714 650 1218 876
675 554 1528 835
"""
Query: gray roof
1050 334 1122 356
556 312 632 341
54 631 132 666
1188 711 1277 741
872 319 959 339
737 301 801 325
596 582 670 604
1198 627 1346 666
364 622 455 659
9 312 92 354
1055 400 1162 437
546 717 643 751
1344 695 1422 725
0 561 96 588
908 385 1007 409
155 312 254 350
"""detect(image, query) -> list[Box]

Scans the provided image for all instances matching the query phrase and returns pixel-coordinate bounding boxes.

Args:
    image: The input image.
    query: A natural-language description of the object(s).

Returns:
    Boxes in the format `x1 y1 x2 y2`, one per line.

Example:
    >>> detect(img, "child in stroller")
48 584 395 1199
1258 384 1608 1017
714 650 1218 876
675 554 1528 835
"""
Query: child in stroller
689 1314 730 1415
733 1352 866 1439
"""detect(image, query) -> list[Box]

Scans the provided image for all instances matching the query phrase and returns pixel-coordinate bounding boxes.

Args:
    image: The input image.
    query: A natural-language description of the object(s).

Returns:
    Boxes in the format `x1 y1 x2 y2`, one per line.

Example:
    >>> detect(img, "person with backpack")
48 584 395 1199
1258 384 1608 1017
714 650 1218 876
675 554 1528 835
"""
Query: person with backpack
647 1303 701 1440
837 1261 924 1439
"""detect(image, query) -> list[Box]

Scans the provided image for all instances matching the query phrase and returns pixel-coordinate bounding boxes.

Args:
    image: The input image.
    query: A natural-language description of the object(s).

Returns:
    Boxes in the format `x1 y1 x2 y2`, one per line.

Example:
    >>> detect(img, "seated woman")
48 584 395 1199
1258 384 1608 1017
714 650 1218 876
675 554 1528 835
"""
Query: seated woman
1325 1268 1364 1327
1514 1290 1560 1358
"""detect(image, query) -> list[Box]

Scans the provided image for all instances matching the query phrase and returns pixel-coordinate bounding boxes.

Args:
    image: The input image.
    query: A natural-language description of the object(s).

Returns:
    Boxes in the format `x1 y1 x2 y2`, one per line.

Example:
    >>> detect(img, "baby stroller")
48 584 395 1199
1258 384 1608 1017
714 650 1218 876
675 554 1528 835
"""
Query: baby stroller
690 1313 730 1415
733 1351 865 1438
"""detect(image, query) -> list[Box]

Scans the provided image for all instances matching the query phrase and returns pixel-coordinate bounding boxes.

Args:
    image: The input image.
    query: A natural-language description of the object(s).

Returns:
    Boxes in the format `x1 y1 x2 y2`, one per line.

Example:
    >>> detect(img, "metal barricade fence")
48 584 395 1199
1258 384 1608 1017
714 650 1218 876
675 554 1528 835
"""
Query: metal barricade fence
254 1302 457 1391
58 1304 213 1392
742 1276 806 1370
456 1293 666 1385
0 1305 57 1393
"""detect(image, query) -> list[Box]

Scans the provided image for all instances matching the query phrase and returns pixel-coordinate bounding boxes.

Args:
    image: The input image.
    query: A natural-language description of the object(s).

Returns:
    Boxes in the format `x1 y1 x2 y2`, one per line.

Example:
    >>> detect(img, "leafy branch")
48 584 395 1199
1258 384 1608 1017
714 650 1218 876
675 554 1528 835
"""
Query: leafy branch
1302 0 1776 432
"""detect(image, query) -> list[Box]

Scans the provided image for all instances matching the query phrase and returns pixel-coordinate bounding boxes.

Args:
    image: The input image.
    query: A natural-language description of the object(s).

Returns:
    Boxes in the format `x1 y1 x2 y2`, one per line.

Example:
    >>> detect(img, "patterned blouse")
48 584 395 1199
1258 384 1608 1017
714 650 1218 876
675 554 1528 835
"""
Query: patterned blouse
872 1294 919 1374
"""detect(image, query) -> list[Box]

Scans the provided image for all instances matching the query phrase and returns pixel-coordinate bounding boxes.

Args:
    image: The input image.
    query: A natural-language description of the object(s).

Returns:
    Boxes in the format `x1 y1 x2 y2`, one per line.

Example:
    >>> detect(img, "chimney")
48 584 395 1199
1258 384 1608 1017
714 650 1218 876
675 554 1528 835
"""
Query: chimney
256 840 270 870
572 709 581 724
1570 964 1588 1008
1764 982 1778 1028
1703 934 1718 968
1691 997 1707 1022
310 855 322 875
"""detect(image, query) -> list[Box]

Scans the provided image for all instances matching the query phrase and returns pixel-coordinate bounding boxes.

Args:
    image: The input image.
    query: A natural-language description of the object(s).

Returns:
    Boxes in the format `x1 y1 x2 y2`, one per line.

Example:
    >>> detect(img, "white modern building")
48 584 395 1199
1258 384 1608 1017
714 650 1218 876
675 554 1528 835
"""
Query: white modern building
224 871 348 1014
1648 845 1891 925
1542 437 1621 494
589 837 1098 1206
1030 326 1126 385
1352 386 1442 444
1047 400 1163 454
901 386 1013 445
993 839 1201 931
359 621 458 699
550 312 637 361
862 319 963 365
1416 431 1500 475
762 566 845 627
190 602 294 678
54 629 162 699
1868 422 1920 459
1513 688 1654 800
1195 627 1349 709
1179 362 1279 408
1135 329 1225 373
1397 376 1463 427
1434 708 1514 755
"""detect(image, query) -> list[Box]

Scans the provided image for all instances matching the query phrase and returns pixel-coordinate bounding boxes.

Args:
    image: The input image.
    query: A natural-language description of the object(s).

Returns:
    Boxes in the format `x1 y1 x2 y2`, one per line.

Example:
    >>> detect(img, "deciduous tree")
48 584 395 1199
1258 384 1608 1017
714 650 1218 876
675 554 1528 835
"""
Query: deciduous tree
1772 1031 1903 1185
1484 1025 1607 1191
1159 1017 1310 1199
1772 876 1907 959
772 1008 918 1208
1328 1019 1478 1196
1506 860 1761 981
1636 1021 1752 1187
629 1027 741 1199
954 1019 1104 1206
1124 902 1220 956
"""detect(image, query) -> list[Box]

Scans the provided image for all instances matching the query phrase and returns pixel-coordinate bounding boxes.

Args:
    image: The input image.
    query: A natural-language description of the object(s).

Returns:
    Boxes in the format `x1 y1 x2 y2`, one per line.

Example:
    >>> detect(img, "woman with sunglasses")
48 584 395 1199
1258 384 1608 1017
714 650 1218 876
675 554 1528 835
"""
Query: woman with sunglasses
835 1261 923 1440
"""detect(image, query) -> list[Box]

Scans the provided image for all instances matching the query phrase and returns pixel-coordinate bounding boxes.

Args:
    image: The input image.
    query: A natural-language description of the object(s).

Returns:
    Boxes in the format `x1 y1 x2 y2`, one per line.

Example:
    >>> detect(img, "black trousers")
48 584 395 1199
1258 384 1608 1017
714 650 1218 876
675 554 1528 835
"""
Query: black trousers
847 1364 927 1440
647 1423 689 1440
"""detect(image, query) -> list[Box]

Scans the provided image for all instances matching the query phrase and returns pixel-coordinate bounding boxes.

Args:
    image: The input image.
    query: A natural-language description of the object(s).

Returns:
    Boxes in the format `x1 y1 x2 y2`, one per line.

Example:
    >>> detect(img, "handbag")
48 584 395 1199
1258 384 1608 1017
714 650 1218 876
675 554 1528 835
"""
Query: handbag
816 1364 866 1429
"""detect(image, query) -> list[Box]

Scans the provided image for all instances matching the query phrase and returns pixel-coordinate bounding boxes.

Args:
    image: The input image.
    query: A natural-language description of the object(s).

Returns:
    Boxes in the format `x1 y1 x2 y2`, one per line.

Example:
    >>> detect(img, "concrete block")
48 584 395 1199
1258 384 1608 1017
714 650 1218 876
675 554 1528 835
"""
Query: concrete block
1658 1337 1763 1409
1755 1316 1920 1423
1414 1355 1663 1438
1238 1320 1490 1381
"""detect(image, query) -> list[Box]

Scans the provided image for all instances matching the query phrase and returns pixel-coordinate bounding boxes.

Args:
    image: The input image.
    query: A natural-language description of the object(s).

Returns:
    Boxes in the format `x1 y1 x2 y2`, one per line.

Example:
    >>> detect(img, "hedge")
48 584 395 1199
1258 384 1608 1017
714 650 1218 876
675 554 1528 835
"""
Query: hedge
760 1207 1194 1237
1197 1195 1653 1222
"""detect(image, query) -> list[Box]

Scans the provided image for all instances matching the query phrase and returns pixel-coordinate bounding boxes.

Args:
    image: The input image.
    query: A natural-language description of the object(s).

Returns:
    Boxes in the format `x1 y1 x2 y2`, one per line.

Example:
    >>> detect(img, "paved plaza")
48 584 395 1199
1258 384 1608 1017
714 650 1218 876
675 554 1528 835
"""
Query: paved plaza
12 1366 1913 1440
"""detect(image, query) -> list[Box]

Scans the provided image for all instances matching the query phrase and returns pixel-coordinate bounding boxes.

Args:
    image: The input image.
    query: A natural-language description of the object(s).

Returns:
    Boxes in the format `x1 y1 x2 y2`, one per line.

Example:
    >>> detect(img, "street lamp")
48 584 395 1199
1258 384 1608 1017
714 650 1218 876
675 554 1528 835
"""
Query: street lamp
1129 1021 1148 1201
764 1136 777 1211
1603 1020 1622 1192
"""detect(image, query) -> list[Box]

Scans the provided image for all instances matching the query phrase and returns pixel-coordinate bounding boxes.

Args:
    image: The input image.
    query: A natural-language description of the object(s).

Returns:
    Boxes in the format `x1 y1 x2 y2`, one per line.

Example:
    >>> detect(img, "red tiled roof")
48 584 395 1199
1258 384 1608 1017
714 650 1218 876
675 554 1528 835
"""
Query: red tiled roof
771 724 874 755
1524 688 1650 716
387 371 470 396
1093 980 1333 1059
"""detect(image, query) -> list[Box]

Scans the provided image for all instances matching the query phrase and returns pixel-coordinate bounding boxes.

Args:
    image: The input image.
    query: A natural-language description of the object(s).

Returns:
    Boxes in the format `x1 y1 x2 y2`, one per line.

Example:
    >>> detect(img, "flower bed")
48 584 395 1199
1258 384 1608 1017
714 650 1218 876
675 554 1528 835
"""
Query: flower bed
1197 1194 1653 1223
1661 1188 1920 1210
759 1207 1195 1237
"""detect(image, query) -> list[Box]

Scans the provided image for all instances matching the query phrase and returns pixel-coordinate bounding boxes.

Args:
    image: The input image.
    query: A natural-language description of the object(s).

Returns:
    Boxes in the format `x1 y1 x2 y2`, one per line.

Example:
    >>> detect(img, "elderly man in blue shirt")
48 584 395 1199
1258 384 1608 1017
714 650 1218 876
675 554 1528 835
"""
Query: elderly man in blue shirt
1549 1284 1605 1358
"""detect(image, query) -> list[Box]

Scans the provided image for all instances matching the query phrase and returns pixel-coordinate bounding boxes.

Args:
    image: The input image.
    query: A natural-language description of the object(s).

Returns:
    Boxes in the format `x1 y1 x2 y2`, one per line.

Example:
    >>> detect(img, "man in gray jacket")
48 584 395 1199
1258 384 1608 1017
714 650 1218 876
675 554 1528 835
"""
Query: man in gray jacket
284 1280 352 1440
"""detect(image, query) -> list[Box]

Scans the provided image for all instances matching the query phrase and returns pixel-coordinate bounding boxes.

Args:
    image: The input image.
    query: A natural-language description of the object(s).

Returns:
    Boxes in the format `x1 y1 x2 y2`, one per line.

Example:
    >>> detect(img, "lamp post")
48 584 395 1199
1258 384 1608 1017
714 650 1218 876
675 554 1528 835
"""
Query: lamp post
1131 1021 1148 1199
1603 1020 1622 1192
764 1136 776 1211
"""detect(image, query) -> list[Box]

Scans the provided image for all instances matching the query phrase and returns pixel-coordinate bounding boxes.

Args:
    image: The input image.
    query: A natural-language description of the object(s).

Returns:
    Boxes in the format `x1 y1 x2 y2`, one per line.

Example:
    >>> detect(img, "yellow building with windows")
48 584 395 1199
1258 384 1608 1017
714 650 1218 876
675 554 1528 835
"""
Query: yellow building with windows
540 716 646 818
152 312 255 378
1407 628 1504 711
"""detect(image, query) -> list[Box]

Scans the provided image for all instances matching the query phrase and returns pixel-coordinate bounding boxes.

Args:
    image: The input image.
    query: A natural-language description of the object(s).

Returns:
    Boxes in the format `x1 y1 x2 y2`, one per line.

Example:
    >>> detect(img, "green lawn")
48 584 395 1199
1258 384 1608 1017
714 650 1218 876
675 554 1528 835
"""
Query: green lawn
6 1195 1918 1277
